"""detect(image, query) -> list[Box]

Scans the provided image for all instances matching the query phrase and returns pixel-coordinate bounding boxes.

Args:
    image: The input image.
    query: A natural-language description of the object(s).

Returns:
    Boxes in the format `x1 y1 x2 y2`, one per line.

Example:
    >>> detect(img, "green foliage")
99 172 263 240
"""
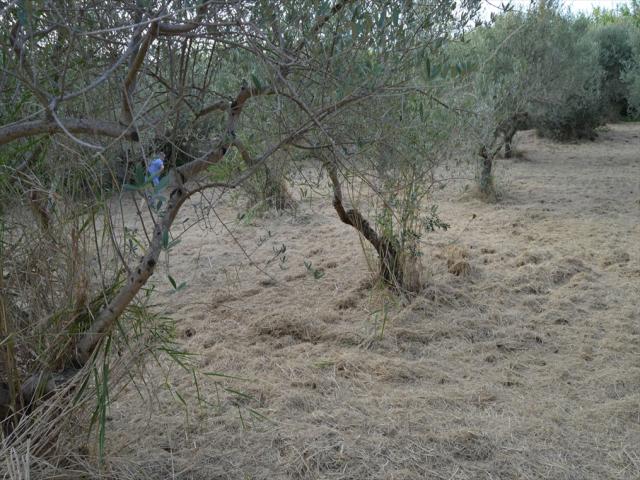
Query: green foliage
361 92 453 264
536 89 603 140
623 66 640 117
459 4 613 146
303 260 325 279
167 274 187 292
591 0 640 27
534 26 605 140
590 21 637 118
208 151 245 183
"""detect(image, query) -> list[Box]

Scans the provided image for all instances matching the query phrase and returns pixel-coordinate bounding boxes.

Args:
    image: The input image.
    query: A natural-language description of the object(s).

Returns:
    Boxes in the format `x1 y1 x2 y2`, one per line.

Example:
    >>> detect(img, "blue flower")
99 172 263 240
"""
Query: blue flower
147 157 164 186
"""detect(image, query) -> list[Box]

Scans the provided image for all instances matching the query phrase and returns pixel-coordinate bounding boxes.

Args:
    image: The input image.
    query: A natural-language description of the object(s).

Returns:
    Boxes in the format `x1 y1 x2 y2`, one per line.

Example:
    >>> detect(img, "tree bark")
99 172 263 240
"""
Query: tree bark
325 160 404 288
478 145 495 198
0 118 139 146
504 128 516 158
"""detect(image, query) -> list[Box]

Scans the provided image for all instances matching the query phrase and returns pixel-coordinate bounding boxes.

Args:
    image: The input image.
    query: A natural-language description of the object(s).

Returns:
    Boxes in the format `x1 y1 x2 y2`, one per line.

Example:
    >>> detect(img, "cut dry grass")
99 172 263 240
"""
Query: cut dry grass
7 124 639 479
444 245 472 277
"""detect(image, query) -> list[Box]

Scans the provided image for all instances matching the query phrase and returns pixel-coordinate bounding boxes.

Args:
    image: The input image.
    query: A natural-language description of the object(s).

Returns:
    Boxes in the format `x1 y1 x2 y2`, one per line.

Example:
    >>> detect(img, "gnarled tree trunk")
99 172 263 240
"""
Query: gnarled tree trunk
324 160 419 292
499 112 530 158
503 127 516 158
478 145 496 198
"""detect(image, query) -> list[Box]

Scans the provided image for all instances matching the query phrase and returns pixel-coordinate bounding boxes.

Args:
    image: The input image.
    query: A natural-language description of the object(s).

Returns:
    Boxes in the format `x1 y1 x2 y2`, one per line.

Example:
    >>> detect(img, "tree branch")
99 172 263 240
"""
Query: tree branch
294 0 354 52
158 1 209 36
0 118 139 146
58 25 146 103
74 79 267 363
121 22 159 126
9 22 51 110
195 100 228 118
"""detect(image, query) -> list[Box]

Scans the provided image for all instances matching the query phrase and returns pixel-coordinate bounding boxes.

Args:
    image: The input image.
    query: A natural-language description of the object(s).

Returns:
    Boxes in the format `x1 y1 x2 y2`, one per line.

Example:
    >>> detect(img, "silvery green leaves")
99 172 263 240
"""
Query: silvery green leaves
304 260 325 279
167 274 187 293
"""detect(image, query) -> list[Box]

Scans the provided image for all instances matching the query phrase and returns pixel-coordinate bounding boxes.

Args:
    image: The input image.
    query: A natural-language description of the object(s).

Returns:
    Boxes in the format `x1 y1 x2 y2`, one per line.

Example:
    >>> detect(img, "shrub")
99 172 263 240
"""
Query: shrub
590 21 637 118
533 32 605 140
535 88 603 140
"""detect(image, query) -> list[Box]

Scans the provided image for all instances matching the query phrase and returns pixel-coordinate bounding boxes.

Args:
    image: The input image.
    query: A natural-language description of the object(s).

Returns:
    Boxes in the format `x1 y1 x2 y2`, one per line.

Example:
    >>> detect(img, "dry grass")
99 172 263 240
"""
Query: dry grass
16 124 640 478
444 245 472 277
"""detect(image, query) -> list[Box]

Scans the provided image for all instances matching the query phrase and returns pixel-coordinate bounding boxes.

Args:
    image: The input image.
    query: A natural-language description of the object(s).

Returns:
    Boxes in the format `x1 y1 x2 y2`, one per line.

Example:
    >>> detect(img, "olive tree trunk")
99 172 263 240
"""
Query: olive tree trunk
325 160 420 291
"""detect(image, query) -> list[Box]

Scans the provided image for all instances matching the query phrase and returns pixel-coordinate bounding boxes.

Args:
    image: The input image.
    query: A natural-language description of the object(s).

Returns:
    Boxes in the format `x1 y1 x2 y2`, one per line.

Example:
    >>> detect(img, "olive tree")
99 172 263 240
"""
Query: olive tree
587 3 640 118
458 3 604 198
590 20 639 118
0 0 480 459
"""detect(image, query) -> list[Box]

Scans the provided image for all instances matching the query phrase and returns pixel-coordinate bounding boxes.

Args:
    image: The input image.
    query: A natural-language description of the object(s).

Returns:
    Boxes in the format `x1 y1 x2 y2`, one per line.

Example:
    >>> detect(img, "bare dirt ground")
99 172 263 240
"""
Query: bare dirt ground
106 124 639 479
